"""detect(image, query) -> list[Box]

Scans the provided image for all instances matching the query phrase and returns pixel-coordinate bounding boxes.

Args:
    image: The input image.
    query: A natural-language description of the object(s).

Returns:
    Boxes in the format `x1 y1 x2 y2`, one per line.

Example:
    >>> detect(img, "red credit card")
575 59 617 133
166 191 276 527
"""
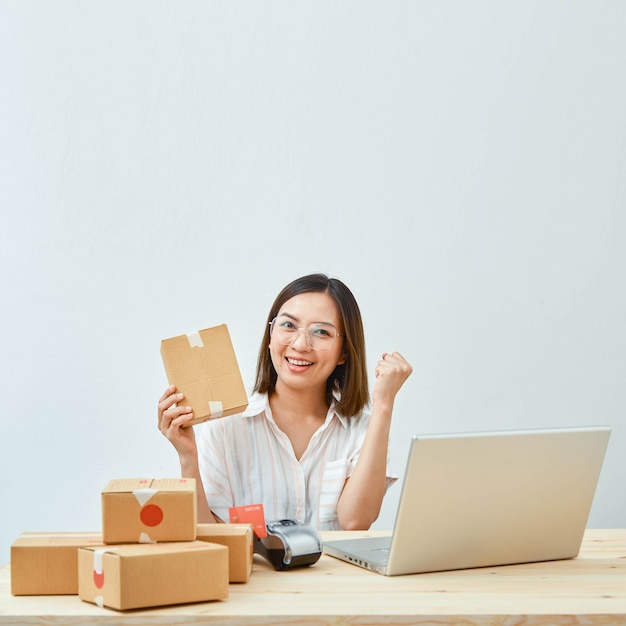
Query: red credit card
228 503 267 538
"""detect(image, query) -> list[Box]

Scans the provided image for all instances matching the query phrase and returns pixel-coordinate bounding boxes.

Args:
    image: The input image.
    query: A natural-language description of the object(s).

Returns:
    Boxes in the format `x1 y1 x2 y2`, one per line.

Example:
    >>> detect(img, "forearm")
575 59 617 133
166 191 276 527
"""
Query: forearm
180 456 220 524
159 386 221 524
336 407 392 530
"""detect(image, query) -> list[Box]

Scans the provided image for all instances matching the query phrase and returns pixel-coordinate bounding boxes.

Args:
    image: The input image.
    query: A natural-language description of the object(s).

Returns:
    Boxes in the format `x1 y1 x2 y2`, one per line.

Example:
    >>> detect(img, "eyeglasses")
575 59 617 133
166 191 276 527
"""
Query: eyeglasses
269 316 343 351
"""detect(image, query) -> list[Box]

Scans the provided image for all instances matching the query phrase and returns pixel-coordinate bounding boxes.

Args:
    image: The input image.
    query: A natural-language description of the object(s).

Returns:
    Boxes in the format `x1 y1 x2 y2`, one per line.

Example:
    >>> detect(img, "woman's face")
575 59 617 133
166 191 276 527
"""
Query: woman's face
269 291 345 396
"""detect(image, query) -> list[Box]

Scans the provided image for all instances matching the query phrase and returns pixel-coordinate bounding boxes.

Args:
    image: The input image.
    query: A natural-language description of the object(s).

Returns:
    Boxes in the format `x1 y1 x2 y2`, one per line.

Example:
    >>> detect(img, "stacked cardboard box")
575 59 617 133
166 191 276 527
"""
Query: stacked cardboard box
78 541 228 610
197 523 254 583
10 476 255 610
75 476 225 609
11 532 103 595
101 477 197 543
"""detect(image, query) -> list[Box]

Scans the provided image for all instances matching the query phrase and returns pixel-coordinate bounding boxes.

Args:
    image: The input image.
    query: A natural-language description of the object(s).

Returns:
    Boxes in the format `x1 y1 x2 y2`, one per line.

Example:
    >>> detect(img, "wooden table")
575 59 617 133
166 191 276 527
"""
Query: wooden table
1 529 625 625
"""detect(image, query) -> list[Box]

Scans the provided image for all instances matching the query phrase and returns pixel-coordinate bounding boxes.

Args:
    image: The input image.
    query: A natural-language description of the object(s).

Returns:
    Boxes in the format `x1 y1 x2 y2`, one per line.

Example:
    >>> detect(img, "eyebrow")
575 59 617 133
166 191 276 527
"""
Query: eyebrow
277 312 337 328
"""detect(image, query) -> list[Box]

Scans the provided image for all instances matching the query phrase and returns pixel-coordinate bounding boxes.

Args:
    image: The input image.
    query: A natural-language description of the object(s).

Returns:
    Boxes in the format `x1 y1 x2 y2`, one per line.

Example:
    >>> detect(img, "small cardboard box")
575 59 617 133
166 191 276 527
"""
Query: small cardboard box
11 532 103 595
78 541 228 611
196 523 254 583
102 478 196 544
160 324 248 427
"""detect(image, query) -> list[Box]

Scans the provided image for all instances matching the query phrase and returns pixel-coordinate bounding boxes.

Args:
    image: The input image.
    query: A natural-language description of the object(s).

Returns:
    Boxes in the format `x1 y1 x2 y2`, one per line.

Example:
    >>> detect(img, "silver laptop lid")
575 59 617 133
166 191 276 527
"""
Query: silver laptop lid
385 425 610 576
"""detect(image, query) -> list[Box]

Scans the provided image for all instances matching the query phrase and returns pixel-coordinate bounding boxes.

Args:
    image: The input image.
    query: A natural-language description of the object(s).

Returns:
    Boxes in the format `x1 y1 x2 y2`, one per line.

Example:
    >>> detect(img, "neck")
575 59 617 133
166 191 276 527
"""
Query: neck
270 381 329 419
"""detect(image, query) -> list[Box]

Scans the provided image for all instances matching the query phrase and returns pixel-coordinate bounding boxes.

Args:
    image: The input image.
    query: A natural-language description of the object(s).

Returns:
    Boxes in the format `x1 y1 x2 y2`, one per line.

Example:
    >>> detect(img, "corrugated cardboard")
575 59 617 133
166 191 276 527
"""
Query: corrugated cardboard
78 541 228 610
102 478 196 544
160 324 248 427
11 532 103 595
196 523 254 583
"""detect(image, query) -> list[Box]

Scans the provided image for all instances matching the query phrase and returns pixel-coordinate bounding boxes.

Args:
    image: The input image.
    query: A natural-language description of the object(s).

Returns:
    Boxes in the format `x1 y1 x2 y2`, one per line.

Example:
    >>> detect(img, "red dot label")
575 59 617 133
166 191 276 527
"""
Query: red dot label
93 571 105 589
140 504 164 527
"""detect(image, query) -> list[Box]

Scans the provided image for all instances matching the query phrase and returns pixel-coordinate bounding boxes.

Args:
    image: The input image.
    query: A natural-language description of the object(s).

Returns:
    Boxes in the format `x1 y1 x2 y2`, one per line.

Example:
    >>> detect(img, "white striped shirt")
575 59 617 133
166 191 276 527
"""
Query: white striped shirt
197 392 396 530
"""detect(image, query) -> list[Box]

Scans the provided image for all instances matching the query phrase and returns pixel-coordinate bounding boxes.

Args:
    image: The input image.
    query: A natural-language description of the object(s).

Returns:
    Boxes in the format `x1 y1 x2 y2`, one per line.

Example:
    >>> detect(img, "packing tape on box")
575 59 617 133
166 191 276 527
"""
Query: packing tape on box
139 532 156 544
133 488 157 506
93 547 115 608
186 331 204 348
208 400 224 418
93 549 106 576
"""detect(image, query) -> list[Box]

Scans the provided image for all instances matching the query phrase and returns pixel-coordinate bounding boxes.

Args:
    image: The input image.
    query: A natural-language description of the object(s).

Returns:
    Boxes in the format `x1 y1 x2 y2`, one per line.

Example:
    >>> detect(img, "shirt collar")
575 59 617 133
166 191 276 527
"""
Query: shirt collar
327 402 349 429
243 391 349 429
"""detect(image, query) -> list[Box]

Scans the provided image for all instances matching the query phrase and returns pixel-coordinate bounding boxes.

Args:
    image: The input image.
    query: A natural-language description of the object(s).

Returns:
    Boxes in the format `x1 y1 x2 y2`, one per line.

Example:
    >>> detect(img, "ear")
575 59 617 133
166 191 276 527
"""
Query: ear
336 352 347 366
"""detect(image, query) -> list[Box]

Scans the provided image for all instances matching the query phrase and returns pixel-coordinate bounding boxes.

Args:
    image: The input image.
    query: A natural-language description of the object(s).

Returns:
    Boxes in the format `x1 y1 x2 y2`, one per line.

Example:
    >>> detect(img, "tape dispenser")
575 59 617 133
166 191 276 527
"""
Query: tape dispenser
253 519 323 571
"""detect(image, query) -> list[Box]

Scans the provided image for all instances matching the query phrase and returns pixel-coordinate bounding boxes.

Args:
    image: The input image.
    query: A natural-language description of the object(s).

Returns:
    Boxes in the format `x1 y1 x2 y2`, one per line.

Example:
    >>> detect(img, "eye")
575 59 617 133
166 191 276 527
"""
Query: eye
277 318 296 330
311 325 333 337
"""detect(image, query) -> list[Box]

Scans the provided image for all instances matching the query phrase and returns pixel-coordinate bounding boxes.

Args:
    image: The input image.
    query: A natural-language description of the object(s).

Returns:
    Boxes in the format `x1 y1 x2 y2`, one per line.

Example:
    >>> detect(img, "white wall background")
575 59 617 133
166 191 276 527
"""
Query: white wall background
1 1 625 565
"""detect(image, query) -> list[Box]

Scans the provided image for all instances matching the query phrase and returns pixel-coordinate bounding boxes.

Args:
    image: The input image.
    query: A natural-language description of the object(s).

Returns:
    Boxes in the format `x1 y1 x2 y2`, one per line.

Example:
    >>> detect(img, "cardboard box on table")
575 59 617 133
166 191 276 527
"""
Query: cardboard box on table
78 541 228 611
196 523 254 583
10 532 103 595
160 324 248 427
102 478 196 544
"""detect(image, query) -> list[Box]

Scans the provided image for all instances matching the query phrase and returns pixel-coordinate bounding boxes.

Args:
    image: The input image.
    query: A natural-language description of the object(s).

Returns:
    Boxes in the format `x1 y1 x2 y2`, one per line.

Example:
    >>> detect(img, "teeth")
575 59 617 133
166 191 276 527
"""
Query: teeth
287 358 313 366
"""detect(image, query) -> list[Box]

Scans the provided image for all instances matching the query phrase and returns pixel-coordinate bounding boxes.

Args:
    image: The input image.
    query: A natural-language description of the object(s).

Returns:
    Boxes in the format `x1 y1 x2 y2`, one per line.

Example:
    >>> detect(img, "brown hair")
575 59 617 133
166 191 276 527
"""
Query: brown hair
253 273 369 417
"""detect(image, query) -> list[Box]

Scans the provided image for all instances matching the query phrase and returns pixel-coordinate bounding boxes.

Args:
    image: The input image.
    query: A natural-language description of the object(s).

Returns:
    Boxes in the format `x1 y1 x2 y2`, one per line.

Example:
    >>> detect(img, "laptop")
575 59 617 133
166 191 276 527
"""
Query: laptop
323 425 611 576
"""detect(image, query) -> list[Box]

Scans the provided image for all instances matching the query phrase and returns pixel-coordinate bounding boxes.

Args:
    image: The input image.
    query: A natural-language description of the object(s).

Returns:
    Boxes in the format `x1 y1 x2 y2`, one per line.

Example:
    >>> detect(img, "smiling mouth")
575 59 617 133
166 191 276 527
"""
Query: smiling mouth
286 357 314 366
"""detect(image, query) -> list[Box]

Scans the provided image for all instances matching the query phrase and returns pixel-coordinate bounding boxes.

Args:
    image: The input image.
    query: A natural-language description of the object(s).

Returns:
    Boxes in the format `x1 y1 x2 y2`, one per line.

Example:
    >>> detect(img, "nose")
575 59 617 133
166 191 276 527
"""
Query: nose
290 328 311 350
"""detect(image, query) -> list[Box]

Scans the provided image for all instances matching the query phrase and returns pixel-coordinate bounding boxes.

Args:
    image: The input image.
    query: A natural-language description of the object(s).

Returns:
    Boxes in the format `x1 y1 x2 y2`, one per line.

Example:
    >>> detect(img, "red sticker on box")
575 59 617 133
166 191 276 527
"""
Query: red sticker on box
140 504 164 527
93 570 105 589
229 504 267 538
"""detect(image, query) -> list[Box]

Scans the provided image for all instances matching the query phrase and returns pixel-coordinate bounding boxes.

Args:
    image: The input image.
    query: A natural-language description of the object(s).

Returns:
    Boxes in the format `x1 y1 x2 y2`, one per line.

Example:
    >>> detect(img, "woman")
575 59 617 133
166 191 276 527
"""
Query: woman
158 273 412 530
